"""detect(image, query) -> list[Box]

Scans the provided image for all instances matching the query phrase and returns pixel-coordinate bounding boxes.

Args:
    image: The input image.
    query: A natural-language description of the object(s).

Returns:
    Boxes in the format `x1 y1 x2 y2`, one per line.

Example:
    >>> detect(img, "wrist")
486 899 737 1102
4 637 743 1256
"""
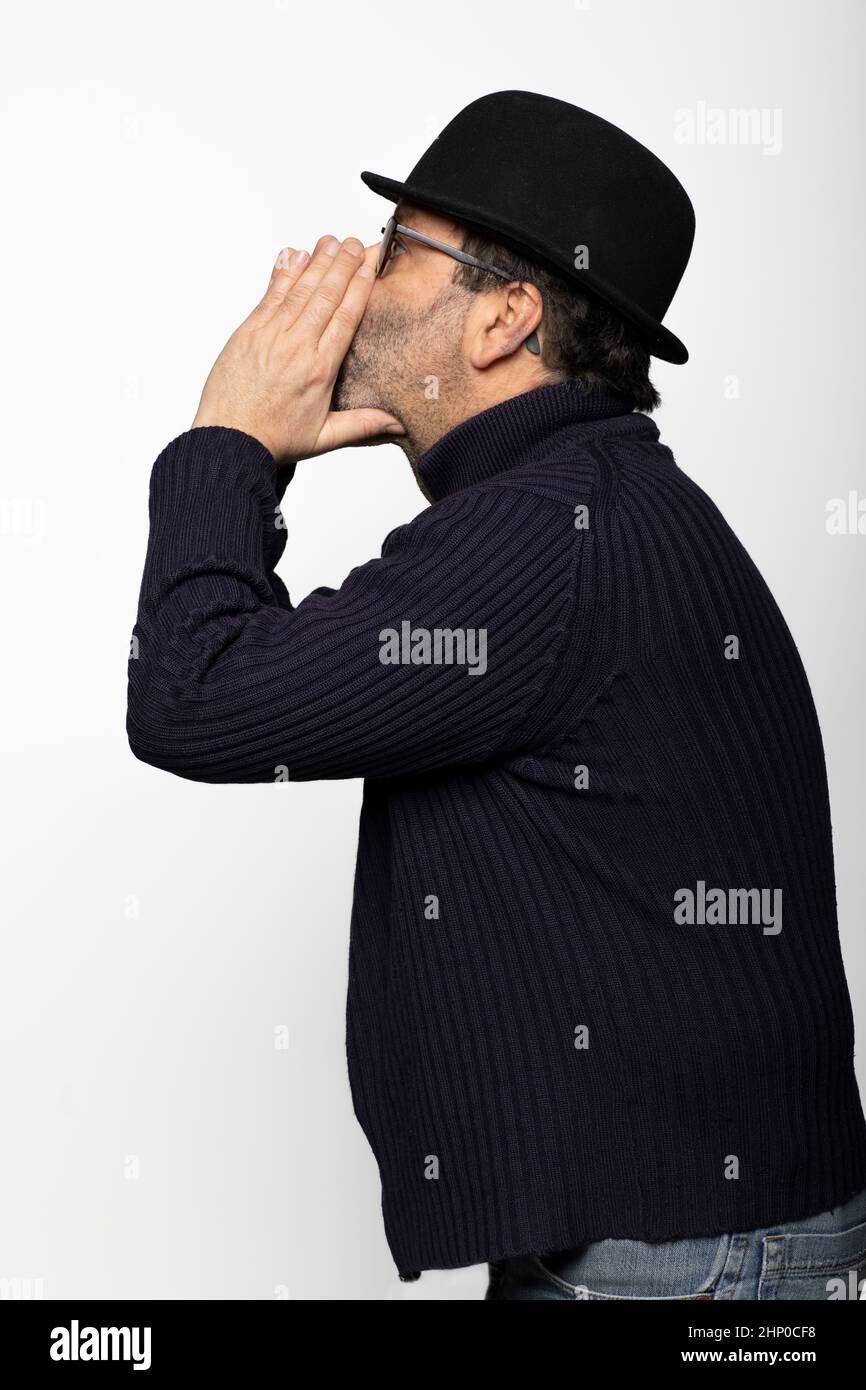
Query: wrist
190 415 277 461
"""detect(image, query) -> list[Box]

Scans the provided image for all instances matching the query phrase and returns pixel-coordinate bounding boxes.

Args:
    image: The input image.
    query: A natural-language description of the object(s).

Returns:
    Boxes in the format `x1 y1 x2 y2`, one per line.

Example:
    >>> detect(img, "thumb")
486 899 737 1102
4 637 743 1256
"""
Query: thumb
311 408 406 455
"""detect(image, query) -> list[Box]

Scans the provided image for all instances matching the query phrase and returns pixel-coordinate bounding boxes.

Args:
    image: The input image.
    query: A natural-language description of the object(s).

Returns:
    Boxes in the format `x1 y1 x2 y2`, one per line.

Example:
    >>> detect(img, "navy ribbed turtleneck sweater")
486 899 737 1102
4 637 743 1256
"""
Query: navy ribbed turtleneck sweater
128 383 866 1279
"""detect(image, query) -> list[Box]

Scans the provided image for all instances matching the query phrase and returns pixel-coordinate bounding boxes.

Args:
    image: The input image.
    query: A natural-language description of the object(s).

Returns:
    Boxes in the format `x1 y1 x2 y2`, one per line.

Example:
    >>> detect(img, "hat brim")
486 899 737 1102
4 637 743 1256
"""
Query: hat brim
361 170 689 365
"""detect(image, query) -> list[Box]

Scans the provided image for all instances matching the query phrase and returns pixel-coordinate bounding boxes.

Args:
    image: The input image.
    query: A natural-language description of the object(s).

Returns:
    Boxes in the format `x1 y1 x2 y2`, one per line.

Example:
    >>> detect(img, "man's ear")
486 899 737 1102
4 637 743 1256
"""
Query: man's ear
466 283 543 370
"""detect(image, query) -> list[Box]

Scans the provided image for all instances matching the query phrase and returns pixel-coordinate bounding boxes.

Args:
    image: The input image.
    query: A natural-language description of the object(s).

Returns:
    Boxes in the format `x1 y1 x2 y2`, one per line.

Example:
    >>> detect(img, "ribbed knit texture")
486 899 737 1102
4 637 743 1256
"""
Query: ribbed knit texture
128 383 866 1278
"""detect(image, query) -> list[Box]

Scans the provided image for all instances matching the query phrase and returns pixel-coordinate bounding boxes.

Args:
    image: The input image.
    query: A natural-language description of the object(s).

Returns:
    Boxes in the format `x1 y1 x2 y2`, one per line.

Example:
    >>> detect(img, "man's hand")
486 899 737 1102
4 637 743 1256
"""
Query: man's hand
191 235 404 464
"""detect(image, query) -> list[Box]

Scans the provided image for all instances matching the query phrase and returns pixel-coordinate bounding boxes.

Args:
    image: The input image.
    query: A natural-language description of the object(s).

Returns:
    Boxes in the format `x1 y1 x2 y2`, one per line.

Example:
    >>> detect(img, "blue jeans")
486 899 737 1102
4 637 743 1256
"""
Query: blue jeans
485 1186 866 1300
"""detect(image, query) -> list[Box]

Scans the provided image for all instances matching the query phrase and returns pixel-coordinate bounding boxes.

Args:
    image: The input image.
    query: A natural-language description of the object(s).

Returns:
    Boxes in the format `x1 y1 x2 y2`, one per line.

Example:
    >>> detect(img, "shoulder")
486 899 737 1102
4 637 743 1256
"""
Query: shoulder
379 480 582 562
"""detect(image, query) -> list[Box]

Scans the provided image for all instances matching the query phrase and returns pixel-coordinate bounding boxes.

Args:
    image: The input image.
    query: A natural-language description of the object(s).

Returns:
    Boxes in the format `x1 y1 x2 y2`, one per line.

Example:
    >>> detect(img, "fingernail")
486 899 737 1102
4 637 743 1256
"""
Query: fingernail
274 247 292 270
385 422 405 434
357 263 375 279
343 237 363 257
290 248 309 268
322 237 340 256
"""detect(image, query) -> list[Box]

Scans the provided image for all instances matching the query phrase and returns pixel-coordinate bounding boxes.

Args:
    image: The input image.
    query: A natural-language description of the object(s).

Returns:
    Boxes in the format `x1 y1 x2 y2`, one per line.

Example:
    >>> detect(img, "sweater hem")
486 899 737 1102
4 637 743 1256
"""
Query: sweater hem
388 1160 866 1278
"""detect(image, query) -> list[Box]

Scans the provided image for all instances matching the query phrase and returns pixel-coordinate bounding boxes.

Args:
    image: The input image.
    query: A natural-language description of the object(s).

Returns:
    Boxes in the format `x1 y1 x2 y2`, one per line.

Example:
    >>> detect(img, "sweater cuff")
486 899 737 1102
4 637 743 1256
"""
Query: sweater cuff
143 427 291 602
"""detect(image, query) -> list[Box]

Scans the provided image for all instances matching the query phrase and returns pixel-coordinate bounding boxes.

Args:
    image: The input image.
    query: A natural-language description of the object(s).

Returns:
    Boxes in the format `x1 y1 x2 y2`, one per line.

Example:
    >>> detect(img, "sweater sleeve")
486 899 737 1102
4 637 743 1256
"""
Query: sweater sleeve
126 427 581 783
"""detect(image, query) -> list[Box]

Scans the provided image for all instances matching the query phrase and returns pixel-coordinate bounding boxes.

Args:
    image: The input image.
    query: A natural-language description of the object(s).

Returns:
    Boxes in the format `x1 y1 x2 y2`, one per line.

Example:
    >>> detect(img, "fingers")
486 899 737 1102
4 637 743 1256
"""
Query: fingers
273 236 346 330
290 236 368 340
249 234 342 321
248 246 312 325
311 407 405 457
250 235 374 344
252 235 340 327
315 250 375 366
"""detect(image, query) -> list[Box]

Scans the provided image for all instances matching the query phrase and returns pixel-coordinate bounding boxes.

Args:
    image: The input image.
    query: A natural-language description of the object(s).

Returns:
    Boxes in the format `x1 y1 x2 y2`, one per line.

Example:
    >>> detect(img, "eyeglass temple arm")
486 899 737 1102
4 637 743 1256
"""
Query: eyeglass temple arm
394 224 514 281
388 224 541 354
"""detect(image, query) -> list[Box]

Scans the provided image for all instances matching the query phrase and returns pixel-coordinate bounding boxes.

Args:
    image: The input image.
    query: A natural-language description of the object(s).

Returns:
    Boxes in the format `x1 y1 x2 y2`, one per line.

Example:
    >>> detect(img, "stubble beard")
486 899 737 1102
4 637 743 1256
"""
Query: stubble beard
332 288 471 466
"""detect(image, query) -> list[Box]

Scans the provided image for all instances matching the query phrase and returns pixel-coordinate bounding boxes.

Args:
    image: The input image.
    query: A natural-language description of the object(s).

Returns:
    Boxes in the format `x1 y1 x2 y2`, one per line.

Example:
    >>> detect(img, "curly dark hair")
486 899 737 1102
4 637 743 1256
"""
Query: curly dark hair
452 226 661 414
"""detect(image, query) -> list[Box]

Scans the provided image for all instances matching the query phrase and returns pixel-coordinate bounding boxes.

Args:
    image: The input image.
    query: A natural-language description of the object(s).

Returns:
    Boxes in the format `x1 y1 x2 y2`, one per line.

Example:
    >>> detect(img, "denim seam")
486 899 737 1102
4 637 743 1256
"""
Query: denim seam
763 1248 866 1275
718 1235 750 1298
529 1255 585 1298
532 1232 731 1301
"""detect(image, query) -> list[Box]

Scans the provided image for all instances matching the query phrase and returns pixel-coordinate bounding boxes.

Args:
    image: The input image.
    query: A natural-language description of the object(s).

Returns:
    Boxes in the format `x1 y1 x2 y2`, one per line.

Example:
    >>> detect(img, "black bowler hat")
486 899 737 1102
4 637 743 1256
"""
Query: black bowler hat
361 90 695 364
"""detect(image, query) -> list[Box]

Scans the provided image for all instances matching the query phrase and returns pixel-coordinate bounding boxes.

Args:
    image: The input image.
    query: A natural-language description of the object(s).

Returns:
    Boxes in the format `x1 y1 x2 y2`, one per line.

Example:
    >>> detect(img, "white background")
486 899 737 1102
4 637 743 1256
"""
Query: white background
0 0 863 1301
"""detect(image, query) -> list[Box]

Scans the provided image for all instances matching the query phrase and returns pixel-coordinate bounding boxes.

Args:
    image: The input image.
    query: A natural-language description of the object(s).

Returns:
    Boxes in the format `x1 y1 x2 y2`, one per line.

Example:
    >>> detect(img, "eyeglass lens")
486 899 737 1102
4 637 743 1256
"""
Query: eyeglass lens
376 216 397 275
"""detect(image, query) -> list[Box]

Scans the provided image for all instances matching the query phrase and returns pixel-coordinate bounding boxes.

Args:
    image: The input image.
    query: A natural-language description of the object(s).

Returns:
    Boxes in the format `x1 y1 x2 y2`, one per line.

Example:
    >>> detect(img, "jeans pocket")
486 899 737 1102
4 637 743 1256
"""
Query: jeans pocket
532 1232 730 1301
758 1218 866 1301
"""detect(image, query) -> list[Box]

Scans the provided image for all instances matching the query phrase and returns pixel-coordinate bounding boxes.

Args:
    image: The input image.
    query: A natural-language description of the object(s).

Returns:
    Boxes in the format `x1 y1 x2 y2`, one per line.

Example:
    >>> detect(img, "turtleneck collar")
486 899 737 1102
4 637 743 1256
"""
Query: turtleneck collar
416 382 640 502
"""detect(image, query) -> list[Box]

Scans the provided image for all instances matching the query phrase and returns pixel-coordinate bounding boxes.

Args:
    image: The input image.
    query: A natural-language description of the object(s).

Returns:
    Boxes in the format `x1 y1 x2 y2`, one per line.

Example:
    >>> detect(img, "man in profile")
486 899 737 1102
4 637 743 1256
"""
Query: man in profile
128 91 866 1299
